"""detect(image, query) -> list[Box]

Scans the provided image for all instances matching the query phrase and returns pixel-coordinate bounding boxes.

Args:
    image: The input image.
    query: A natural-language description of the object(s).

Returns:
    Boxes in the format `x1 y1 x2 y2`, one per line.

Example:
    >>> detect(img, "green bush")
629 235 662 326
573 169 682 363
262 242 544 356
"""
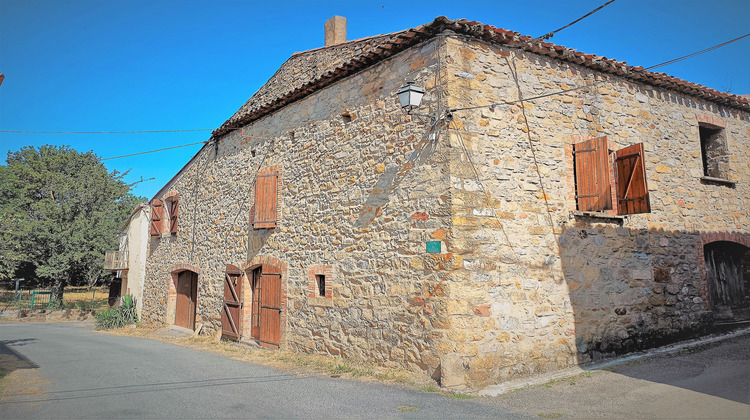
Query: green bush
94 295 138 329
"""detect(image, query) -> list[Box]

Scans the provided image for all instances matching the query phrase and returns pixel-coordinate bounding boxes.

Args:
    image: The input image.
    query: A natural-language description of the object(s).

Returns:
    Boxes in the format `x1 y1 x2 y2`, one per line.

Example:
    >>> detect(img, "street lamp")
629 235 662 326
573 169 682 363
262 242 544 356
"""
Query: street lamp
397 82 425 113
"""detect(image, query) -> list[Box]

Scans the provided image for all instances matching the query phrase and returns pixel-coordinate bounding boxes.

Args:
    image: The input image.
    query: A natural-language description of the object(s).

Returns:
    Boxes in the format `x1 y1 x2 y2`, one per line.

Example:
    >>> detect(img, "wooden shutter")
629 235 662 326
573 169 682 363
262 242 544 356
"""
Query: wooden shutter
167 199 179 234
150 199 164 237
221 264 243 341
573 137 612 211
253 172 277 229
615 143 650 215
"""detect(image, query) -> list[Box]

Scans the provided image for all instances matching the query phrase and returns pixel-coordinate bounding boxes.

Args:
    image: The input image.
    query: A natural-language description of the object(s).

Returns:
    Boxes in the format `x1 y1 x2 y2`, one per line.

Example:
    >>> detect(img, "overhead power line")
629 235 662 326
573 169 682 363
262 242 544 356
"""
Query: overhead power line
0 129 214 134
451 31 750 114
643 33 750 71
101 141 208 161
524 0 617 44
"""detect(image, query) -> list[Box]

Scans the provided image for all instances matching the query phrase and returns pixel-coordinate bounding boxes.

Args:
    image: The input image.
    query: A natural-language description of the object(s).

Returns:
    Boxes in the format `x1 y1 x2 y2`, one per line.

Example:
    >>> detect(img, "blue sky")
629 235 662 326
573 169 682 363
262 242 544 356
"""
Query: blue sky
2 0 748 199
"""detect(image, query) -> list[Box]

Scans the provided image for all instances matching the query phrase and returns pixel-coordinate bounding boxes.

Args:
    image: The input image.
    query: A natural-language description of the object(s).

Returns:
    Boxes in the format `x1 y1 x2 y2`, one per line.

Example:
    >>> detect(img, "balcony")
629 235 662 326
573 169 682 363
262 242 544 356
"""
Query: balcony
104 251 128 270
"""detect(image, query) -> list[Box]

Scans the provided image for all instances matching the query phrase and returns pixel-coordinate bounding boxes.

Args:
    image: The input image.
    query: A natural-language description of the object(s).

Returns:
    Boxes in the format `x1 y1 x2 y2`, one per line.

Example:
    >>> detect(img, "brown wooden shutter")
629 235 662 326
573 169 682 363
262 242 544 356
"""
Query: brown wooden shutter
221 264 243 341
614 143 650 215
167 199 179 234
253 172 277 229
573 137 612 211
150 199 164 237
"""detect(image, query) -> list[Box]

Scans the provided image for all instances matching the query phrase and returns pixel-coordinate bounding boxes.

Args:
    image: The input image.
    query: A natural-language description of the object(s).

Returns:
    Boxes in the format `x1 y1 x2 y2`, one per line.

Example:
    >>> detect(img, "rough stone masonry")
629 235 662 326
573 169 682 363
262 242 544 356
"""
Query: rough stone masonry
140 20 750 389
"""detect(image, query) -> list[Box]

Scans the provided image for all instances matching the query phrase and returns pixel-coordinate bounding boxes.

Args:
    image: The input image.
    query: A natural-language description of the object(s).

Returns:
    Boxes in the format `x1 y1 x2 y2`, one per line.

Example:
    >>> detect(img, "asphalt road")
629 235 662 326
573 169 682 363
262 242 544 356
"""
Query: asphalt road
0 323 523 419
1 322 749 419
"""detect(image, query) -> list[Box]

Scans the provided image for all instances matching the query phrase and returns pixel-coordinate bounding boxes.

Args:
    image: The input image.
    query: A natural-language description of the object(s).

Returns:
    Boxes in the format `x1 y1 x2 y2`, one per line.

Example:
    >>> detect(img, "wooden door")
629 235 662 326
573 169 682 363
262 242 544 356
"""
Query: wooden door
259 265 282 348
705 242 748 313
221 265 243 341
250 265 282 348
251 268 261 340
176 271 197 330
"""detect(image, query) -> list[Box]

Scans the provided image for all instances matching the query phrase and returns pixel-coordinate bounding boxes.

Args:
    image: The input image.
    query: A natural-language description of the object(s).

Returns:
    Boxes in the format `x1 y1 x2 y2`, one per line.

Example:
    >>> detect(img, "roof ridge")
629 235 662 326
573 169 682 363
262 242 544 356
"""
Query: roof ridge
213 16 749 138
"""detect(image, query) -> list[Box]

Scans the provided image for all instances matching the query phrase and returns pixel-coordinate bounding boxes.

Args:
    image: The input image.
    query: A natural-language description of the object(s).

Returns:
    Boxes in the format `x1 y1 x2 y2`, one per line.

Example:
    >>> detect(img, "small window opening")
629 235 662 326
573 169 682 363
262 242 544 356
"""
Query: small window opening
251 149 256 157
341 111 352 123
699 124 728 179
289 131 295 141
316 274 326 297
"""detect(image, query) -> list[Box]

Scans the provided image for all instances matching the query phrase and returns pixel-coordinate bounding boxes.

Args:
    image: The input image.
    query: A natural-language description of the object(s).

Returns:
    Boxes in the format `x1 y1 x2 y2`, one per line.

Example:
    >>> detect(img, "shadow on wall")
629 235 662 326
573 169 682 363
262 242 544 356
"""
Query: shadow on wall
354 132 439 228
558 220 749 364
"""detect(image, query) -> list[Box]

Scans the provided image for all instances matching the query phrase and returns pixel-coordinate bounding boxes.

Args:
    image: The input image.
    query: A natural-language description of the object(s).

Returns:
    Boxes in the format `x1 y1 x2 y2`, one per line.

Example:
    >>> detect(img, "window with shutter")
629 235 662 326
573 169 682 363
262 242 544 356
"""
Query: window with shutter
166 198 179 234
150 199 165 237
253 172 278 229
571 138 651 216
573 136 612 211
614 143 650 215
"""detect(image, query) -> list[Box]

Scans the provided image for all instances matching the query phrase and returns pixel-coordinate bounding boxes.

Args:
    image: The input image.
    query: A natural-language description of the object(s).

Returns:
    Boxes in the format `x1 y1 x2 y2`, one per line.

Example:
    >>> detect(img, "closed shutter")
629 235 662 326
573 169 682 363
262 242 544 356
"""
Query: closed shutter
573 137 612 211
614 143 650 215
150 199 164 237
253 173 277 229
167 199 179 234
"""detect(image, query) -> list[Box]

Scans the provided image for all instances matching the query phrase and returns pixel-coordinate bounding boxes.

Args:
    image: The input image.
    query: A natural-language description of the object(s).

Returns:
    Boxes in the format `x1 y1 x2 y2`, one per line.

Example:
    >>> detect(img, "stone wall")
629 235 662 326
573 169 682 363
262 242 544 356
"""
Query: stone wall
141 32 749 390
440 35 749 388
143 38 454 376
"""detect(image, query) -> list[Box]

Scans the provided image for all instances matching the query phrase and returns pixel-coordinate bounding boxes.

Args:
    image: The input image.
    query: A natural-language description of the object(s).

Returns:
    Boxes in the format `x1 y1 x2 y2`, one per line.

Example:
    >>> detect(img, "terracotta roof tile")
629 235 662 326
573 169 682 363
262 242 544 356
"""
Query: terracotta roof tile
213 16 749 137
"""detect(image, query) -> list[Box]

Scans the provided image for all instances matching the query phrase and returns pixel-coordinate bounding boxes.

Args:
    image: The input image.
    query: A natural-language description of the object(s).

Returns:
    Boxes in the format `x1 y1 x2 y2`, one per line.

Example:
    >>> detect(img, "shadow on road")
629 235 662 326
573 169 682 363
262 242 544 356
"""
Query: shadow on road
597 332 750 404
0 339 39 379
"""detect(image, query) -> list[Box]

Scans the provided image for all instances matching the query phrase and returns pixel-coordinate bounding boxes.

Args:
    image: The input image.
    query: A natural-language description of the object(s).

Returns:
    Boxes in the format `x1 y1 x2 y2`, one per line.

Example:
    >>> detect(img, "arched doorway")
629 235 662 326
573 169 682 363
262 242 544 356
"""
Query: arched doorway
174 270 198 330
704 241 750 322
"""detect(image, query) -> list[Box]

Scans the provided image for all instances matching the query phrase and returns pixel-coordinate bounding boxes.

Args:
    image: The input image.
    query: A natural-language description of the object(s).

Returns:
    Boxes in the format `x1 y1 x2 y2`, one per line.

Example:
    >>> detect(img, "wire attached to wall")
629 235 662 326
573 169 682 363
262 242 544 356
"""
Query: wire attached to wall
506 54 556 233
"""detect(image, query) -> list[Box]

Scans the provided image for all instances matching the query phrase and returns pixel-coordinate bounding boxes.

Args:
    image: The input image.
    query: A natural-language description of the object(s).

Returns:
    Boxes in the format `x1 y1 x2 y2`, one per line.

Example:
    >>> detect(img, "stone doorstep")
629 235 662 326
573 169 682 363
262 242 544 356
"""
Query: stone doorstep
475 326 750 397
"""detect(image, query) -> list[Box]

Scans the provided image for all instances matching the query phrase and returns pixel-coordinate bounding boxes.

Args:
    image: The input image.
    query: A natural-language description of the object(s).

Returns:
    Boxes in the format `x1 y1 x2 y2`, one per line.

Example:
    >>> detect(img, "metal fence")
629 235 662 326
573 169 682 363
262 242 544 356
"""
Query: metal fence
0 289 54 310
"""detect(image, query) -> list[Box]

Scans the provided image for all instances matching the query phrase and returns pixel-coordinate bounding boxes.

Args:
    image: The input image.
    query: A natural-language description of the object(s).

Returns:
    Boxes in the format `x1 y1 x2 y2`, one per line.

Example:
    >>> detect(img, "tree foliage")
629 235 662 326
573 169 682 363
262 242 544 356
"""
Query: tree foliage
0 145 143 300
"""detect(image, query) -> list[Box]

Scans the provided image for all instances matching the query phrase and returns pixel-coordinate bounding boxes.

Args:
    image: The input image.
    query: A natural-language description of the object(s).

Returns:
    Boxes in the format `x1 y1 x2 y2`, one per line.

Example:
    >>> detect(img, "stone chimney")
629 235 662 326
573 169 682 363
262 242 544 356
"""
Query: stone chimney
324 16 347 46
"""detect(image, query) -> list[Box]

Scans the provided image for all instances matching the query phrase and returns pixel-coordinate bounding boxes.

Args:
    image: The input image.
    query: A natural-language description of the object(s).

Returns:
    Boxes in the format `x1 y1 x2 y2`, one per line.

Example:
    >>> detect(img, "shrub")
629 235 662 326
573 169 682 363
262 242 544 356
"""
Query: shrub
94 295 138 329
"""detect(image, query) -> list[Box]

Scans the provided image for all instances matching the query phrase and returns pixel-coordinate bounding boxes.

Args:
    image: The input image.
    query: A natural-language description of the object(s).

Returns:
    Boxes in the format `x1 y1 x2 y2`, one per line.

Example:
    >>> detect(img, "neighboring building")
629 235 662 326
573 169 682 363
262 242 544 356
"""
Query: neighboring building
138 17 750 389
105 202 150 317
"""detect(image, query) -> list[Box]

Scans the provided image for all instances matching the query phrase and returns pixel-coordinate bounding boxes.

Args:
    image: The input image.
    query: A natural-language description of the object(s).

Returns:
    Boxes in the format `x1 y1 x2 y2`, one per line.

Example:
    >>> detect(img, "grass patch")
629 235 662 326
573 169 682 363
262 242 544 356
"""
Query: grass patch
397 406 419 412
421 385 440 393
538 413 563 418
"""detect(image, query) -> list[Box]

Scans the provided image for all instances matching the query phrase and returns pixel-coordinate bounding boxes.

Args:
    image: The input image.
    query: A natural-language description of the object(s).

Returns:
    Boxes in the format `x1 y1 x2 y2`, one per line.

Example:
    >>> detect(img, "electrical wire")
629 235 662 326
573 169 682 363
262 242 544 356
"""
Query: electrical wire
0 129 214 134
523 0 617 44
450 120 520 263
101 141 208 160
506 55 556 233
450 31 750 115
643 32 750 71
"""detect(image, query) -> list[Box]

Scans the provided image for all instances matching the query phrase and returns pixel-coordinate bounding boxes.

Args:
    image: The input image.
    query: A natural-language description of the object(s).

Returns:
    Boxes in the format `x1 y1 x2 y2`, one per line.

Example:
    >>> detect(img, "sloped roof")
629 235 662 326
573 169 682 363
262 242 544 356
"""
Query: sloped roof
212 17 749 138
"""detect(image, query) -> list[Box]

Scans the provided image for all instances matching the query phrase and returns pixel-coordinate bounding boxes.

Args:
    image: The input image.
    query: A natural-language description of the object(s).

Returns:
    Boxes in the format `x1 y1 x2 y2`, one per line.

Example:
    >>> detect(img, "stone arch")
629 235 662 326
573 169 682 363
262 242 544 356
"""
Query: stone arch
166 263 201 329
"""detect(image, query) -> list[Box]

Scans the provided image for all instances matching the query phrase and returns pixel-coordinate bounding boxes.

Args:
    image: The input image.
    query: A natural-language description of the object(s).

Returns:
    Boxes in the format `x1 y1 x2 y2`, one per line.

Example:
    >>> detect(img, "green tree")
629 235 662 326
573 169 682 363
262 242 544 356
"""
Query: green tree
0 145 143 302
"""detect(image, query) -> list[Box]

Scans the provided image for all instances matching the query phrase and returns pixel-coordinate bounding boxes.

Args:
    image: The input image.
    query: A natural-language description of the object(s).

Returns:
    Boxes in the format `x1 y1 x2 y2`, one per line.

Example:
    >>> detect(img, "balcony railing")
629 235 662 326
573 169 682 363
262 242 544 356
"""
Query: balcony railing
104 251 128 270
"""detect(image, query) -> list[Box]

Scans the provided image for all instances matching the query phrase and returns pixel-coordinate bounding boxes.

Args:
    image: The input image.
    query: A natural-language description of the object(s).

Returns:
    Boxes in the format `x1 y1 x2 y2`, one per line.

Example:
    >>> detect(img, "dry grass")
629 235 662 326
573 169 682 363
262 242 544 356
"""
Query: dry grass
102 324 436 390
0 286 109 310
61 287 109 310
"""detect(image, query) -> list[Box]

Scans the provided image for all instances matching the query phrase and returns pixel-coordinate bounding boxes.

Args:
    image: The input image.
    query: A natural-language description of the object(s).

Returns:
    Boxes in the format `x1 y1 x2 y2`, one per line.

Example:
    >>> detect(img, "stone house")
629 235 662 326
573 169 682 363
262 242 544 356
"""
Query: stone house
138 16 750 389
